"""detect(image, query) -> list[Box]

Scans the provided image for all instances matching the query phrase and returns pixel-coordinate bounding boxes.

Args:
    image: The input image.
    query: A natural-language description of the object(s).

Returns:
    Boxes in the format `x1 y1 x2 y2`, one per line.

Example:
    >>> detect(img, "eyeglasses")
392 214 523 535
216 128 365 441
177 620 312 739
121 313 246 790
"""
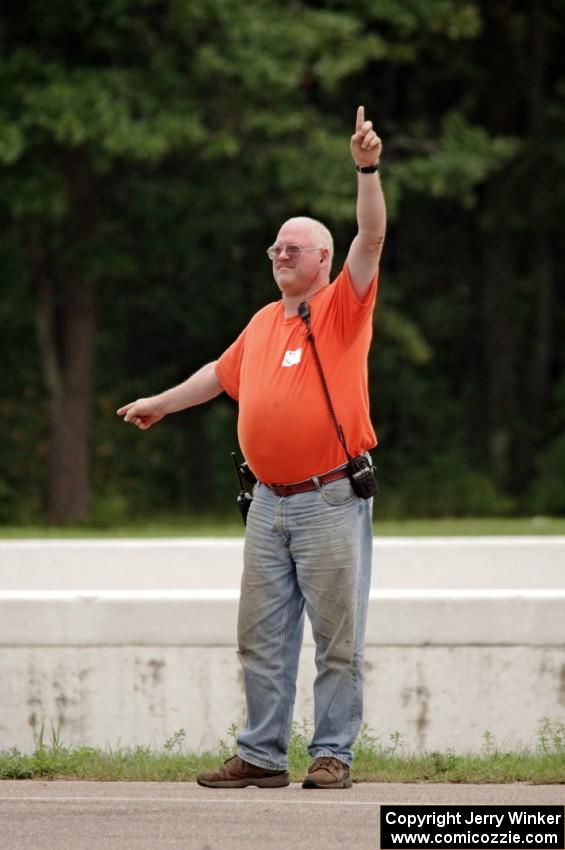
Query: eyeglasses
266 244 323 261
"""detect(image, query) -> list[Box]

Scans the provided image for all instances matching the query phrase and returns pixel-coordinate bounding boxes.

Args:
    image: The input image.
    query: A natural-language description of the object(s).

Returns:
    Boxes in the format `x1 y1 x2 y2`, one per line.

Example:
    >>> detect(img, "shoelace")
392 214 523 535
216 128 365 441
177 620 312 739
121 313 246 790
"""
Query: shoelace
222 756 248 776
311 756 342 776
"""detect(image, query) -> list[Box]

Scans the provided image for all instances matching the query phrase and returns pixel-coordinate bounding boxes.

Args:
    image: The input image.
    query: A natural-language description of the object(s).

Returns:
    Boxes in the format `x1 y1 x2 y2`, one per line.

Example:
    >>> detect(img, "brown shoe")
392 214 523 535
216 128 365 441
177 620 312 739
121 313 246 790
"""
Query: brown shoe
197 755 289 788
302 756 352 789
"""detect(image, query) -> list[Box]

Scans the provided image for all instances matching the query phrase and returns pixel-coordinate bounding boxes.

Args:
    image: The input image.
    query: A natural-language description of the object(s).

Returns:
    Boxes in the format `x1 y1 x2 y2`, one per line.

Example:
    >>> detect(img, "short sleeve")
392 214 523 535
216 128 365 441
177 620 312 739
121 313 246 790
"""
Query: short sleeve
215 326 248 400
329 262 378 344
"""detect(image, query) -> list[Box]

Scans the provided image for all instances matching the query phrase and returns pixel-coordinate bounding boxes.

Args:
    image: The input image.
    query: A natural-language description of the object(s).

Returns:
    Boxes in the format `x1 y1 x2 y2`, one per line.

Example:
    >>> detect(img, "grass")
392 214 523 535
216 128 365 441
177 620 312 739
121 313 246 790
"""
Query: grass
1 720 564 784
1 516 565 538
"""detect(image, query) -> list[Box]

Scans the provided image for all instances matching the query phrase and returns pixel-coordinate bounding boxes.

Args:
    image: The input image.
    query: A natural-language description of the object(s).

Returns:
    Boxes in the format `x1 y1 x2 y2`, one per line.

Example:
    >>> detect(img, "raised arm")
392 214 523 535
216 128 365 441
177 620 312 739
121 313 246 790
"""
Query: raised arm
116 360 223 430
346 105 386 301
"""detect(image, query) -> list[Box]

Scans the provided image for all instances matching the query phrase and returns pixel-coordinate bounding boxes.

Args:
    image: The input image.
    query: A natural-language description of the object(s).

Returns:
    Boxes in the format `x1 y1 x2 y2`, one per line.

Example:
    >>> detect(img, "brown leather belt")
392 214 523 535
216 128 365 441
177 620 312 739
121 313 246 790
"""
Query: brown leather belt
265 466 349 498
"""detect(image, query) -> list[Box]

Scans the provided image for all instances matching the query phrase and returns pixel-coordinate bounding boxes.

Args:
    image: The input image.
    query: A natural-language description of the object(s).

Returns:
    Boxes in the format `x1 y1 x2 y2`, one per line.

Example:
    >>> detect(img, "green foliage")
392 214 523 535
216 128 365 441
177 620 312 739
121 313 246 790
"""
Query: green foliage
386 111 520 214
379 453 515 518
355 0 482 41
529 435 565 515
377 307 433 365
536 718 565 757
0 0 563 523
0 112 24 164
2 719 565 783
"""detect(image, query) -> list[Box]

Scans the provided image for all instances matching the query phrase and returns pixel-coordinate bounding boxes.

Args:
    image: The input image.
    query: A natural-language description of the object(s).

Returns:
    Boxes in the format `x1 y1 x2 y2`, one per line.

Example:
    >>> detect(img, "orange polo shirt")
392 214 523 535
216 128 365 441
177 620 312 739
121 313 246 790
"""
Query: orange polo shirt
215 263 378 484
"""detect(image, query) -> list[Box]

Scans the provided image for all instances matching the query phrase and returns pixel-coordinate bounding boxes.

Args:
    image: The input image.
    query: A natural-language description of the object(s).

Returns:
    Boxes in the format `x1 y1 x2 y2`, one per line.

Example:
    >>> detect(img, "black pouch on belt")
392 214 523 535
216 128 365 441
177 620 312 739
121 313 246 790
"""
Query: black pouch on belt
347 453 378 499
231 452 255 525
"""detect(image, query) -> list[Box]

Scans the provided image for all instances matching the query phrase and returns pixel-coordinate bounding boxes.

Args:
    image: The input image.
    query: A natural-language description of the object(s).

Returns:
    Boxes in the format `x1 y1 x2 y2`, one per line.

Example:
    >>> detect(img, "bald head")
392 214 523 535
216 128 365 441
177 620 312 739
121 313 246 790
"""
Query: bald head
280 216 334 273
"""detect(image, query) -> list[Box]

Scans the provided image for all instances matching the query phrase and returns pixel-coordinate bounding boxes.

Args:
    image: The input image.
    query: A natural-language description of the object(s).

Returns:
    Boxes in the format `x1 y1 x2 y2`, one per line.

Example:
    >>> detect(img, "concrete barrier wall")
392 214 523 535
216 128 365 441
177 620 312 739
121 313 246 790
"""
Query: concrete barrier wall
1 537 565 589
1 538 564 755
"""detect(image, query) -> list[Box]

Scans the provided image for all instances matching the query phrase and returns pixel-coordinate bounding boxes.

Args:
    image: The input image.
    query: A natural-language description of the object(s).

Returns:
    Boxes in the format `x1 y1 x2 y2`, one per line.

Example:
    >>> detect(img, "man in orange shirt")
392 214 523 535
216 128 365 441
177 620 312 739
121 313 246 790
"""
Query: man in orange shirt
117 106 386 788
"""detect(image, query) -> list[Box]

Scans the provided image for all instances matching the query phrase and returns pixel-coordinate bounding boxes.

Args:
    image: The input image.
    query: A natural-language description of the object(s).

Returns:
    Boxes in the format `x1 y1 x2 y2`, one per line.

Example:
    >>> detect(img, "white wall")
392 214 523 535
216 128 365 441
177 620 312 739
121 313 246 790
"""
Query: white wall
2 537 564 589
1 538 564 755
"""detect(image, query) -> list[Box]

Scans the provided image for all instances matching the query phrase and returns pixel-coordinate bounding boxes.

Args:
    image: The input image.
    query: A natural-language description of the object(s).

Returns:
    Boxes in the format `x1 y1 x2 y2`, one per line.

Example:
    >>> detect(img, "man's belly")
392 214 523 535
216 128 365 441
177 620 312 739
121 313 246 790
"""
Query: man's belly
237 395 343 484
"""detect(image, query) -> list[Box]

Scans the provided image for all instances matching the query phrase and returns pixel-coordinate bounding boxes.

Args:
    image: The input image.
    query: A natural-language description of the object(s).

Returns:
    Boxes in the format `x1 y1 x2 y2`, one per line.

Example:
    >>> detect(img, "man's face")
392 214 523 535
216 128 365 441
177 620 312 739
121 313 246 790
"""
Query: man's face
270 222 324 297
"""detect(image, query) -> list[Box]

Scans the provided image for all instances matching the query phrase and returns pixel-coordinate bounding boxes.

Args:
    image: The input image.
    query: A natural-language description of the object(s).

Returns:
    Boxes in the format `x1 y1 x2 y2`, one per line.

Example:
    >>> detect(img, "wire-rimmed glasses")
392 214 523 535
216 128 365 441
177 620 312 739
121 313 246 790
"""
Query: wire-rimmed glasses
266 244 323 261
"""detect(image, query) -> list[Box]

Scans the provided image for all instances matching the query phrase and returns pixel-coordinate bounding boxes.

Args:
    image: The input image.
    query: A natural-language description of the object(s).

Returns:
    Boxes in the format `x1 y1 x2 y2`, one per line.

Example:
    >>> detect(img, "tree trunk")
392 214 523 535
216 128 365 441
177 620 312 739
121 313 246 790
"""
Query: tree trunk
518 0 554 488
44 277 95 524
479 0 522 493
32 149 97 524
481 175 517 490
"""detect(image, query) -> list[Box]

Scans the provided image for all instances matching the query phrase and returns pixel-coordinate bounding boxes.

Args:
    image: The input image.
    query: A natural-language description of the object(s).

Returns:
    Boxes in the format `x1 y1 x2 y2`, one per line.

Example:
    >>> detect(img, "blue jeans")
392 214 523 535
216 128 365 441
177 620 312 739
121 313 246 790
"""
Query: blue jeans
236 476 373 771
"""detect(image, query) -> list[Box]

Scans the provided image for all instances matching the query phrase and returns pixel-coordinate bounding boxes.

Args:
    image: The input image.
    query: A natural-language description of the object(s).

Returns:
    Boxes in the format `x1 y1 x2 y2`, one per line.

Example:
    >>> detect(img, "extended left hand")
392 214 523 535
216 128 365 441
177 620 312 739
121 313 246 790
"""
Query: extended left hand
350 105 382 168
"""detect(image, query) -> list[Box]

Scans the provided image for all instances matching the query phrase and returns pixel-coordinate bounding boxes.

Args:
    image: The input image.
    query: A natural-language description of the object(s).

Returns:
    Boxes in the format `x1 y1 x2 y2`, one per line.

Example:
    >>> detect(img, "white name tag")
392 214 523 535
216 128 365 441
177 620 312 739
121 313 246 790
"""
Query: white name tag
282 348 302 367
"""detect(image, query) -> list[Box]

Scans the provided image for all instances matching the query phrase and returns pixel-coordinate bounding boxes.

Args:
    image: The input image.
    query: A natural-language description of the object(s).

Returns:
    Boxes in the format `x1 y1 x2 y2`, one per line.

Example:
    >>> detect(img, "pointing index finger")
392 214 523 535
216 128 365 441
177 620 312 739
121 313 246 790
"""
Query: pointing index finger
356 105 365 132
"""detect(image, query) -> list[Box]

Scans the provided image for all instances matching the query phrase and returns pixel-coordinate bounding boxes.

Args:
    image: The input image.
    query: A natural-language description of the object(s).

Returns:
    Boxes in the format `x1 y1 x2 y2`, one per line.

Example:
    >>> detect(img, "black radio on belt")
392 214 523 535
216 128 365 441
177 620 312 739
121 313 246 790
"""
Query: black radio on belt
297 301 378 500
347 453 378 499
239 460 257 486
231 452 255 525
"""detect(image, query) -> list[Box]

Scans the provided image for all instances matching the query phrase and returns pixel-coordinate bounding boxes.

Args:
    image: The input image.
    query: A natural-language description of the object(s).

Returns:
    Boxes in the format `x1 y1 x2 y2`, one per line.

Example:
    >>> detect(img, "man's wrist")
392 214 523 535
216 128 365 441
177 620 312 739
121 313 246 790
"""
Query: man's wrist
356 162 379 173
154 393 172 415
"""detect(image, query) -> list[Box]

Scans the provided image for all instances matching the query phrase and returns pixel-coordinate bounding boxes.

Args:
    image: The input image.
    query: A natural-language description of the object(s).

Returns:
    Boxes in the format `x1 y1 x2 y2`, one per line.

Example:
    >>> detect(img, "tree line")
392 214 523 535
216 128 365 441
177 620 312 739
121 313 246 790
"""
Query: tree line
0 0 563 524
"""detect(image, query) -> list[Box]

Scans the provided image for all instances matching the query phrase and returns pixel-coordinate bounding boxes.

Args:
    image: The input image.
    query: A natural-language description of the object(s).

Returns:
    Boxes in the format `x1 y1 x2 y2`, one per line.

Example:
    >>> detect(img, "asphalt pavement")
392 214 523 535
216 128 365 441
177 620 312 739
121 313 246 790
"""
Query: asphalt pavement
1 780 564 850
